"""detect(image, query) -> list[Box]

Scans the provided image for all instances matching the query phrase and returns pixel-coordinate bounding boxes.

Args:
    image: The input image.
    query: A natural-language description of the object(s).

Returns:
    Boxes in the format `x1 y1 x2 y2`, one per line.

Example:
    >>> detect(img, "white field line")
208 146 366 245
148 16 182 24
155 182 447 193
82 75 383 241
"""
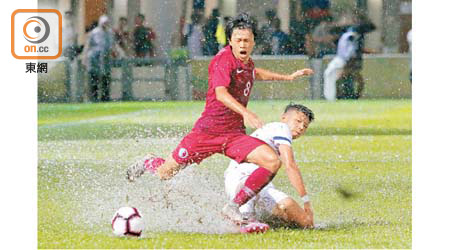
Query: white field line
39 110 155 129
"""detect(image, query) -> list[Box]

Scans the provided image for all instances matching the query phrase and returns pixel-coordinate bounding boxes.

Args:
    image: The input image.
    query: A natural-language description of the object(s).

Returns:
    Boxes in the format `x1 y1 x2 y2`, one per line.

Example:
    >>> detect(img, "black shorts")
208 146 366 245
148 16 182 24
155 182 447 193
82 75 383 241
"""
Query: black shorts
345 58 363 71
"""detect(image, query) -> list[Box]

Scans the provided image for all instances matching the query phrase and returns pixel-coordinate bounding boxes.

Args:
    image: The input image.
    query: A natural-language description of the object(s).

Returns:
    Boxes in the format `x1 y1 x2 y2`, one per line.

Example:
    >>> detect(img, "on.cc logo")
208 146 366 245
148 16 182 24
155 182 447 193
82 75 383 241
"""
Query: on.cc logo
23 16 50 44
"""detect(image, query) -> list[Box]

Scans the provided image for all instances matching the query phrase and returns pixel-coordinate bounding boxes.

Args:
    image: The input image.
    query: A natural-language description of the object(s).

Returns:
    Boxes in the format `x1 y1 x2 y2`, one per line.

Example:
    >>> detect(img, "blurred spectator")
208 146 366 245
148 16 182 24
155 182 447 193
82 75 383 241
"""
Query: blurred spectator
62 10 83 101
203 8 220 55
62 11 83 61
193 0 205 11
303 0 331 57
270 18 289 55
221 16 232 46
259 9 277 55
133 14 156 58
84 15 116 102
302 0 330 20
215 16 227 49
323 29 359 101
288 13 309 55
184 13 204 57
179 15 187 46
407 29 412 83
311 15 336 58
341 12 376 99
250 15 260 49
114 17 132 57
309 15 336 99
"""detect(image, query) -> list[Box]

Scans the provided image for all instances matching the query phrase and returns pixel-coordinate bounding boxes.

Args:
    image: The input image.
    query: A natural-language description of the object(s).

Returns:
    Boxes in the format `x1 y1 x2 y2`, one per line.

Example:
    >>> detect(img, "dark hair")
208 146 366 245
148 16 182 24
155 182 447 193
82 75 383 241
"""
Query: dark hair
272 17 281 30
265 9 276 20
191 13 202 24
212 8 220 17
284 103 315 122
225 13 258 41
321 15 333 23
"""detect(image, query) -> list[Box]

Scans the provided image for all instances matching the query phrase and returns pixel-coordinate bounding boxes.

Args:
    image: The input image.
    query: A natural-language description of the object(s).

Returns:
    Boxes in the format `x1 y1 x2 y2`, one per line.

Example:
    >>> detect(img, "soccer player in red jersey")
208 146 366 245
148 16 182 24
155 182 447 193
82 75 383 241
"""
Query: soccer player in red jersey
127 13 314 224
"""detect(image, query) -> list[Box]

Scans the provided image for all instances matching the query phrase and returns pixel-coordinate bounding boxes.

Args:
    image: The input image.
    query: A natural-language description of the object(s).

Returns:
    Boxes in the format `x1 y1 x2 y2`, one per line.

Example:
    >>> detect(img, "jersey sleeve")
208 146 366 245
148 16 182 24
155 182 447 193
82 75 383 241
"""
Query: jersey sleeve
272 123 293 147
210 55 233 89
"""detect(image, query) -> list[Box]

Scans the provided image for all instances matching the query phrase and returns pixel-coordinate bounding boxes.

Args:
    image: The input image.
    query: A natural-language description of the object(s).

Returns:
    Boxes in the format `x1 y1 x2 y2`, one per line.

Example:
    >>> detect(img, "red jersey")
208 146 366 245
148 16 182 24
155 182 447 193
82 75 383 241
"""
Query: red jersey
193 45 255 134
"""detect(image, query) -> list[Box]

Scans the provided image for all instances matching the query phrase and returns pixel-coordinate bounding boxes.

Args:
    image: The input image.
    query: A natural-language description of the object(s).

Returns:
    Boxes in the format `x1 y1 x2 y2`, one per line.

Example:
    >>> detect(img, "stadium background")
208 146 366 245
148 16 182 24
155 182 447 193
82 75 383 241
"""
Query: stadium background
38 0 411 102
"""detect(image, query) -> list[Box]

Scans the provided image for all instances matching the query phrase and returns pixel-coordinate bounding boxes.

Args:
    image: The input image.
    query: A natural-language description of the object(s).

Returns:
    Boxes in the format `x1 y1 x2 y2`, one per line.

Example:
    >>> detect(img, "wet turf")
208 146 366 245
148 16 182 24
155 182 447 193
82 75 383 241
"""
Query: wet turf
38 100 411 248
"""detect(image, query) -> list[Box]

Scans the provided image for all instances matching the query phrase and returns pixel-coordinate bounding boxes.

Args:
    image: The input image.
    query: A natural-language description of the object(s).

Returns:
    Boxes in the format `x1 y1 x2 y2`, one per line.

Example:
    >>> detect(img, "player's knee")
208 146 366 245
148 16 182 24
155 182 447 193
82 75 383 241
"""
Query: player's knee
157 158 181 180
263 153 281 173
248 145 281 173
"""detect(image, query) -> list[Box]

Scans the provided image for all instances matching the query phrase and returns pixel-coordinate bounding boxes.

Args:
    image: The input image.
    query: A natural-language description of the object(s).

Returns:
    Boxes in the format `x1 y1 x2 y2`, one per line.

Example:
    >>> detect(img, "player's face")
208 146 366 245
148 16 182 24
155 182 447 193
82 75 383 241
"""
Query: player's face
135 16 143 25
229 28 255 63
102 21 110 29
282 110 310 139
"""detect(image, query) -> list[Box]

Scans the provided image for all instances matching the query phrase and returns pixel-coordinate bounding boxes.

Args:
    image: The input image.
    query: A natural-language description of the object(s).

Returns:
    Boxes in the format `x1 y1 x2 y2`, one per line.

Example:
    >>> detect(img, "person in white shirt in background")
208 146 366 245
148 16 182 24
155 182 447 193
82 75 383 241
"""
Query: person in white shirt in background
224 103 315 231
323 29 359 101
83 15 116 102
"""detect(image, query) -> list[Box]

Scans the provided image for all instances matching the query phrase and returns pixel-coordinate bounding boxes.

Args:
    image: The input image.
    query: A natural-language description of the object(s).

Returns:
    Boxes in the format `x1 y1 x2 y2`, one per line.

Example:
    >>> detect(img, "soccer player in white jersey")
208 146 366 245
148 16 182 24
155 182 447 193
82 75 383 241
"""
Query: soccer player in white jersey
224 103 315 230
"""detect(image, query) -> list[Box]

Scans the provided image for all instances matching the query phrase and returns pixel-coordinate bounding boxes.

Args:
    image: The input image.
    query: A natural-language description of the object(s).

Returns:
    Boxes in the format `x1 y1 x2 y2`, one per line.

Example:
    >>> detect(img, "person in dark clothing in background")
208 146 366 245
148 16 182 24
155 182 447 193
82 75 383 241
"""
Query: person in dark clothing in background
114 17 132 57
203 8 220 56
270 18 289 55
133 14 156 58
259 9 277 55
341 12 376 99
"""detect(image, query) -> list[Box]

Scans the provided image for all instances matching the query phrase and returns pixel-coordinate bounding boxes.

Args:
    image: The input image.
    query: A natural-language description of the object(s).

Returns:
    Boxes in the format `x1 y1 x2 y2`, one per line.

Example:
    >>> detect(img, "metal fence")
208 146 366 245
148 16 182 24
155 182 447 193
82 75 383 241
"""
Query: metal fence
39 57 191 102
38 54 411 102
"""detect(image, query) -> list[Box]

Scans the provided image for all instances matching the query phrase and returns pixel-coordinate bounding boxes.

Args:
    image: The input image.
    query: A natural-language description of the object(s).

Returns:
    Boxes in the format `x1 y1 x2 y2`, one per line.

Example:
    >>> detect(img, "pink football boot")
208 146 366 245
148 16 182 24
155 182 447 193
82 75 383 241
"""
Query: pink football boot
126 154 165 182
240 222 270 234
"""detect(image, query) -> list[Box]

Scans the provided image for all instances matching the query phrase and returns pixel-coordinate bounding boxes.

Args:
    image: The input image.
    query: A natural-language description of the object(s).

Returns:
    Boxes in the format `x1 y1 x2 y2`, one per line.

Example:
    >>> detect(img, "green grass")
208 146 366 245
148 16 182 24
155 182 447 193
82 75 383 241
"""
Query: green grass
38 100 411 248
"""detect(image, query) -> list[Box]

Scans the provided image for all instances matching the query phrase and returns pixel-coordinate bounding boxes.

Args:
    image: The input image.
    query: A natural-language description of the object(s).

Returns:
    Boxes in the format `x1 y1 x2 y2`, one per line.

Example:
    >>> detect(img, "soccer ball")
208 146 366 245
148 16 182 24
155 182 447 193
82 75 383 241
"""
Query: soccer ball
111 207 144 237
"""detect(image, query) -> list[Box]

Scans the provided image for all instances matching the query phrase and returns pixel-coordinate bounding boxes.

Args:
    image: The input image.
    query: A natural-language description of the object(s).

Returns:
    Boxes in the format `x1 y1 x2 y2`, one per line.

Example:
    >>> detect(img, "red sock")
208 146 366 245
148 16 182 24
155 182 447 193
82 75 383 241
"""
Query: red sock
144 157 165 174
233 167 274 206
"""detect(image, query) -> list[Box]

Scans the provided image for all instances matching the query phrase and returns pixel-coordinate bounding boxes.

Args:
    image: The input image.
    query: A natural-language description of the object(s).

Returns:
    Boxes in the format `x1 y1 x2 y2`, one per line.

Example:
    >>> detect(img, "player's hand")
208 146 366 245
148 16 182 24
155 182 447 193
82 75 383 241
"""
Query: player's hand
302 202 314 228
363 48 378 54
243 111 264 129
289 68 314 80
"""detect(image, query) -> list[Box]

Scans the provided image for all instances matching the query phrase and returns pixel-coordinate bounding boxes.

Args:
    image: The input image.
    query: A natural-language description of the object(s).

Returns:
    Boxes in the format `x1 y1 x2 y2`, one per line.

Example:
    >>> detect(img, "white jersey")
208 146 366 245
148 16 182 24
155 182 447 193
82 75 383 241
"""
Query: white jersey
251 122 292 153
336 31 358 62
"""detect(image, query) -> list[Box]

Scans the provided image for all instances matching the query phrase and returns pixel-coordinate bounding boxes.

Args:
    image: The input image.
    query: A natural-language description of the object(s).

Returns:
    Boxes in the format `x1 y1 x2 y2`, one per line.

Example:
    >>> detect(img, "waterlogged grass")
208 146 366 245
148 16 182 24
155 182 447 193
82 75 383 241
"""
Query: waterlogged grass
38 100 411 140
38 100 411 248
38 101 203 126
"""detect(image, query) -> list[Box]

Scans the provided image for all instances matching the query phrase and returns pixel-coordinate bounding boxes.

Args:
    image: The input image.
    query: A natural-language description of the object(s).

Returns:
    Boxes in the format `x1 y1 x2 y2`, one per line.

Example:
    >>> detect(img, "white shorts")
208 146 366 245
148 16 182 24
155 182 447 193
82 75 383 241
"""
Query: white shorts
224 161 289 216
324 56 346 101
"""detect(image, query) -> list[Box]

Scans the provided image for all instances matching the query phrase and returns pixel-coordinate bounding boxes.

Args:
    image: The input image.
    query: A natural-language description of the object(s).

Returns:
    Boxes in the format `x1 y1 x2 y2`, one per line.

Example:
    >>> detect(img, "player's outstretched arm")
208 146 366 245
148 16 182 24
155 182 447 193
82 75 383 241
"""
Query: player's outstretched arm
215 86 264 129
254 68 314 81
278 144 314 220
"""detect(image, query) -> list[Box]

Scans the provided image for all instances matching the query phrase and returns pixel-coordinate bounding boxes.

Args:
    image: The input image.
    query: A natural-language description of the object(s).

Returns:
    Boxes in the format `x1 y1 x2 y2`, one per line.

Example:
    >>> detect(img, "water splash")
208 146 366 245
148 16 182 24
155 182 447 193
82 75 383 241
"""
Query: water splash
39 138 238 237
